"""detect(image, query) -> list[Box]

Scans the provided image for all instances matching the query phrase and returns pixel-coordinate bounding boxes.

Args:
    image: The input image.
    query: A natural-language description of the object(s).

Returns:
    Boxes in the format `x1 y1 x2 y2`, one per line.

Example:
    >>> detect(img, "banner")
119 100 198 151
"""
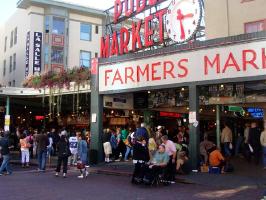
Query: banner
25 31 30 77
33 32 42 74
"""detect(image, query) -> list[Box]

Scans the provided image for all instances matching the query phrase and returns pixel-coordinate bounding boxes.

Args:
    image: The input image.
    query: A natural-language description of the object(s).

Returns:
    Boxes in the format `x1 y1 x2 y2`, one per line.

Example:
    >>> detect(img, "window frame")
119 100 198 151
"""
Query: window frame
10 31 13 48
14 27 17 45
9 56 12 73
52 17 65 35
80 23 92 41
51 47 64 64
13 53 16 70
3 60 6 76
80 50 91 68
4 36 7 52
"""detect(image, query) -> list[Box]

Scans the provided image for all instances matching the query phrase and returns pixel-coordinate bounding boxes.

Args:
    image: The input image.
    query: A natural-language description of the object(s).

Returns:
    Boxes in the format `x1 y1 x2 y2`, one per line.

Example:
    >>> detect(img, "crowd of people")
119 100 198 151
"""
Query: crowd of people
0 127 91 178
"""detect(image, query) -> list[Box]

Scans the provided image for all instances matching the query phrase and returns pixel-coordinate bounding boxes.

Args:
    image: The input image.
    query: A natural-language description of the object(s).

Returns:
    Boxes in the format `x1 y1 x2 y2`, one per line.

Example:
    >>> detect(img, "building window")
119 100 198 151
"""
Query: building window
9 56 12 73
51 47 64 64
95 25 99 34
3 60 6 76
52 17 65 35
80 51 91 68
14 27 17 45
8 82 11 87
13 53 16 70
12 80 15 87
10 31 13 48
95 52 98 58
80 23 92 41
4 37 7 52
245 20 266 33
45 16 50 33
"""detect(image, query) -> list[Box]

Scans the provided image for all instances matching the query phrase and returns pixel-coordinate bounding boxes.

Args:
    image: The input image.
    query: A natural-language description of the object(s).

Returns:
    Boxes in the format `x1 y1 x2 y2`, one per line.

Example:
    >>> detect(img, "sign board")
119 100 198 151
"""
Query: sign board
33 32 42 74
91 113 97 123
189 111 197 123
25 31 30 77
4 115 10 131
99 40 266 92
104 94 133 110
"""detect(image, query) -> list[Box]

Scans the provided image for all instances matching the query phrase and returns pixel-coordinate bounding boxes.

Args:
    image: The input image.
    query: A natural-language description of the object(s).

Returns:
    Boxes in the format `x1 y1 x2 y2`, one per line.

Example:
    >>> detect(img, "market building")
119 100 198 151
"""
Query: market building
90 0 266 168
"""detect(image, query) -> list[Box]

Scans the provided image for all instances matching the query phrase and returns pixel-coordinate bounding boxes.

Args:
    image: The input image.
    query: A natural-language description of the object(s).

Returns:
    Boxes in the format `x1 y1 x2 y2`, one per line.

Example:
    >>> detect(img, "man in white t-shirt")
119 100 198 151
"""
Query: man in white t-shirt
68 133 78 166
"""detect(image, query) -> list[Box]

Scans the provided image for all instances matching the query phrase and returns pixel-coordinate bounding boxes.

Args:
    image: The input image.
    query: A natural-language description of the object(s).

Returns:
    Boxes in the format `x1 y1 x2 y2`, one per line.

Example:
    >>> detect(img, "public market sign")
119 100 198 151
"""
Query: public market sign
99 40 266 92
100 0 203 58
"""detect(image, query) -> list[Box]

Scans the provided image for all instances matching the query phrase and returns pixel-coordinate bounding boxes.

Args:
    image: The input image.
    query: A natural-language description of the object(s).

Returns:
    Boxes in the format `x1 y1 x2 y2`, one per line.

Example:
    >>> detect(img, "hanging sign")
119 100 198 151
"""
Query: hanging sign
4 115 10 131
33 32 42 74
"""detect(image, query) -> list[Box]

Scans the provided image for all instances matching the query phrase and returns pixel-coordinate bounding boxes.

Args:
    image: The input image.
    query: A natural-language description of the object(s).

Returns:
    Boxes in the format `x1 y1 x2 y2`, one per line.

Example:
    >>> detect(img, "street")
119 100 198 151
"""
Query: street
0 167 264 200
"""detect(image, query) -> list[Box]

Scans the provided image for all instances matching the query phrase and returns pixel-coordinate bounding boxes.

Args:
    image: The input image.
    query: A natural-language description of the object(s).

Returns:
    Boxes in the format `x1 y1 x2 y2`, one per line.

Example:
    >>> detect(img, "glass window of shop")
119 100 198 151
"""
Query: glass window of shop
80 51 91 68
80 23 92 41
51 47 64 64
52 17 65 35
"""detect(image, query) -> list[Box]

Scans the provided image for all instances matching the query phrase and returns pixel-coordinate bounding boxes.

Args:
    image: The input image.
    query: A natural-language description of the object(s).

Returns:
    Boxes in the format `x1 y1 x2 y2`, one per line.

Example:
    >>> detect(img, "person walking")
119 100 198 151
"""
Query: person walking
221 123 233 157
0 132 13 176
248 122 262 165
68 132 78 166
19 133 31 168
35 130 49 172
77 133 88 179
55 135 70 178
102 129 112 163
260 126 266 170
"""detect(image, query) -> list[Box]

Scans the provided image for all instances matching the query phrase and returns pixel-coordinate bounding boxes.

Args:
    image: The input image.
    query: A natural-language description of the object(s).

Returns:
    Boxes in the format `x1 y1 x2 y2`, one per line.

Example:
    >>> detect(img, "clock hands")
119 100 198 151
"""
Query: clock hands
176 9 194 40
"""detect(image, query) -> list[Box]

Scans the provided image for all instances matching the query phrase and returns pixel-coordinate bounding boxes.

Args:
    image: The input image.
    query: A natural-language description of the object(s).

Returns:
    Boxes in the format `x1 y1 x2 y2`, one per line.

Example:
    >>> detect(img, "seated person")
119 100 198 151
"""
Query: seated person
209 145 225 171
200 135 214 165
176 151 190 175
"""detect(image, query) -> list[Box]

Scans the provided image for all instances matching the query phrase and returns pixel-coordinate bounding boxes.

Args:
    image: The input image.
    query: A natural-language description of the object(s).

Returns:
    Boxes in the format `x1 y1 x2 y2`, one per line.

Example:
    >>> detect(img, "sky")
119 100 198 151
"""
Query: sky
0 0 115 25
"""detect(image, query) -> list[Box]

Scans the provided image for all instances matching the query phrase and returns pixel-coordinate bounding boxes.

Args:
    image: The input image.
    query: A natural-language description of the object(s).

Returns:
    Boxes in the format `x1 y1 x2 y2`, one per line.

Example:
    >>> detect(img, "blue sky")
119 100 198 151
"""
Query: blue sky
0 0 114 25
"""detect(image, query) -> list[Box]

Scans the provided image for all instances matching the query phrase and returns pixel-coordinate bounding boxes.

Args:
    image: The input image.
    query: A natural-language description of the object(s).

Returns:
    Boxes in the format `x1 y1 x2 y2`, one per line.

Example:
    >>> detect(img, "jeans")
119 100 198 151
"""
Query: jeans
56 156 68 173
263 147 266 167
68 153 78 165
0 154 12 174
37 150 47 170
21 150 30 163
235 136 243 155
125 146 133 160
223 142 231 157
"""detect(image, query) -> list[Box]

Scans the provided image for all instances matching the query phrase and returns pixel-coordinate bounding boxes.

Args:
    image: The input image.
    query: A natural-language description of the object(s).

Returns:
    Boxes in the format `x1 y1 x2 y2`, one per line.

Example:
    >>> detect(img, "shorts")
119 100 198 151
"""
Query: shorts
103 142 112 155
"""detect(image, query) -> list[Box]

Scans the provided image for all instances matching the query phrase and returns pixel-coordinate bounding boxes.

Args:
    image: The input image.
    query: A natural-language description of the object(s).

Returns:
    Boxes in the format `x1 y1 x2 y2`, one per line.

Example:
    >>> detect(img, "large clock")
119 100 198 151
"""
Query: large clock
165 0 202 43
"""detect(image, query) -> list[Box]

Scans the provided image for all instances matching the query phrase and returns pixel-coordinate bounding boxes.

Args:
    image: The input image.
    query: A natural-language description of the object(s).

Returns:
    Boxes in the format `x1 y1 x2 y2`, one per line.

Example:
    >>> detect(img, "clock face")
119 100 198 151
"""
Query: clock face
165 0 202 43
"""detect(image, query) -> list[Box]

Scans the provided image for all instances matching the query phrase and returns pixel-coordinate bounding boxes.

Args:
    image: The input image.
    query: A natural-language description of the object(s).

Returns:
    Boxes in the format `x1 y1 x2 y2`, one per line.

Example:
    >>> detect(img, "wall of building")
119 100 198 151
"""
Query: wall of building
205 0 266 39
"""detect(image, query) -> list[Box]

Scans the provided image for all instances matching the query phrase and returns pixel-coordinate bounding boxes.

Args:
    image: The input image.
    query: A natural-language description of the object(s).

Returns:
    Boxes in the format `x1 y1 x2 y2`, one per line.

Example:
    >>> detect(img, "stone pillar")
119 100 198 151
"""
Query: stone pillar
216 105 221 149
188 85 200 170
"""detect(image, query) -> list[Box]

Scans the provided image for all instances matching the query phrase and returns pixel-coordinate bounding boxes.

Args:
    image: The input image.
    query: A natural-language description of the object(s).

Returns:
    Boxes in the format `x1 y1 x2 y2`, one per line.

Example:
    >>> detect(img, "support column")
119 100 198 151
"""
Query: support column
216 105 221 149
6 96 10 115
90 59 103 164
188 85 200 170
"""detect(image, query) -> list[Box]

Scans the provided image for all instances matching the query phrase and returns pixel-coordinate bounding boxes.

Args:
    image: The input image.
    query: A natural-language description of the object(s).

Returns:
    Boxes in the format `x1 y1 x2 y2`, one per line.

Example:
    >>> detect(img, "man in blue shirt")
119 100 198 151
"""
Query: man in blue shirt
135 123 149 144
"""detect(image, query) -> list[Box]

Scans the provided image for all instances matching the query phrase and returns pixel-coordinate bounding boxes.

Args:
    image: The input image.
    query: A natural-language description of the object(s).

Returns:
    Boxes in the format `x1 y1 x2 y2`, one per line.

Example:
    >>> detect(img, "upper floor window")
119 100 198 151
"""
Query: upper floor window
14 27 17 45
95 25 99 34
45 16 50 33
80 51 91 68
8 82 11 87
12 80 15 87
9 56 12 73
51 47 64 64
13 53 16 70
80 23 92 41
10 31 13 48
245 20 266 33
52 17 65 35
3 60 6 76
4 37 7 52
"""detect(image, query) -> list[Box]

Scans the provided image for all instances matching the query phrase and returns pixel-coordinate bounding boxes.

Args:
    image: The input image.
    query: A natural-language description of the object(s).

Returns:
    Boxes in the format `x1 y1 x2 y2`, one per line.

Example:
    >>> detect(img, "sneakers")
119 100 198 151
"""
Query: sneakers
85 171 89 177
55 172 59 177
115 159 121 162
78 175 84 179
63 173 66 178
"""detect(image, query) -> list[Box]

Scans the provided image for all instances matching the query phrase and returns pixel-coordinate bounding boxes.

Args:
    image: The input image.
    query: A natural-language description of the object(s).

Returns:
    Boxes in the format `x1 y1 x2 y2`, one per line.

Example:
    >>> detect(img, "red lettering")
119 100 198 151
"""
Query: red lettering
112 69 124 85
262 48 266 69
120 27 130 55
125 67 135 83
242 49 258 71
155 9 167 43
178 59 188 78
152 62 161 81
204 54 220 75
132 21 143 51
125 0 134 17
149 0 158 6
137 64 149 82
114 0 122 23
136 0 146 13
163 61 176 79
223 52 241 73
144 15 154 47
110 32 119 56
105 69 113 86
100 35 110 58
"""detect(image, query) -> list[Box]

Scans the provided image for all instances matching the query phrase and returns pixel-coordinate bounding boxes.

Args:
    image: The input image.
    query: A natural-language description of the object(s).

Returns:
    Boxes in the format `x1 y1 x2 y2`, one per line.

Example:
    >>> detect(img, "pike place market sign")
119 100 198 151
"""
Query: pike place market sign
100 0 203 58
99 40 266 92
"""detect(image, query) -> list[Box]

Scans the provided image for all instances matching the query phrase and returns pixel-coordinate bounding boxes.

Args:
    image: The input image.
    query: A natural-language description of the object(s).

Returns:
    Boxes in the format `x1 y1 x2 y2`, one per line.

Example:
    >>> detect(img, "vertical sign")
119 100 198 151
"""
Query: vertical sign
4 115 10 131
33 32 42 74
25 31 30 77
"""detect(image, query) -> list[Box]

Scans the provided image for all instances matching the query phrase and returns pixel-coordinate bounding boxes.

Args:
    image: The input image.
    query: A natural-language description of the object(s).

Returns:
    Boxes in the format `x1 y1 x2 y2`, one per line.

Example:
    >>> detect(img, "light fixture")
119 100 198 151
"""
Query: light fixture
111 110 114 114
220 84 224 88
17 116 21 119
212 109 216 112
131 110 134 114
24 106 27 109
183 118 187 123
181 88 185 91
148 91 151 94
29 111 32 114
186 107 189 110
